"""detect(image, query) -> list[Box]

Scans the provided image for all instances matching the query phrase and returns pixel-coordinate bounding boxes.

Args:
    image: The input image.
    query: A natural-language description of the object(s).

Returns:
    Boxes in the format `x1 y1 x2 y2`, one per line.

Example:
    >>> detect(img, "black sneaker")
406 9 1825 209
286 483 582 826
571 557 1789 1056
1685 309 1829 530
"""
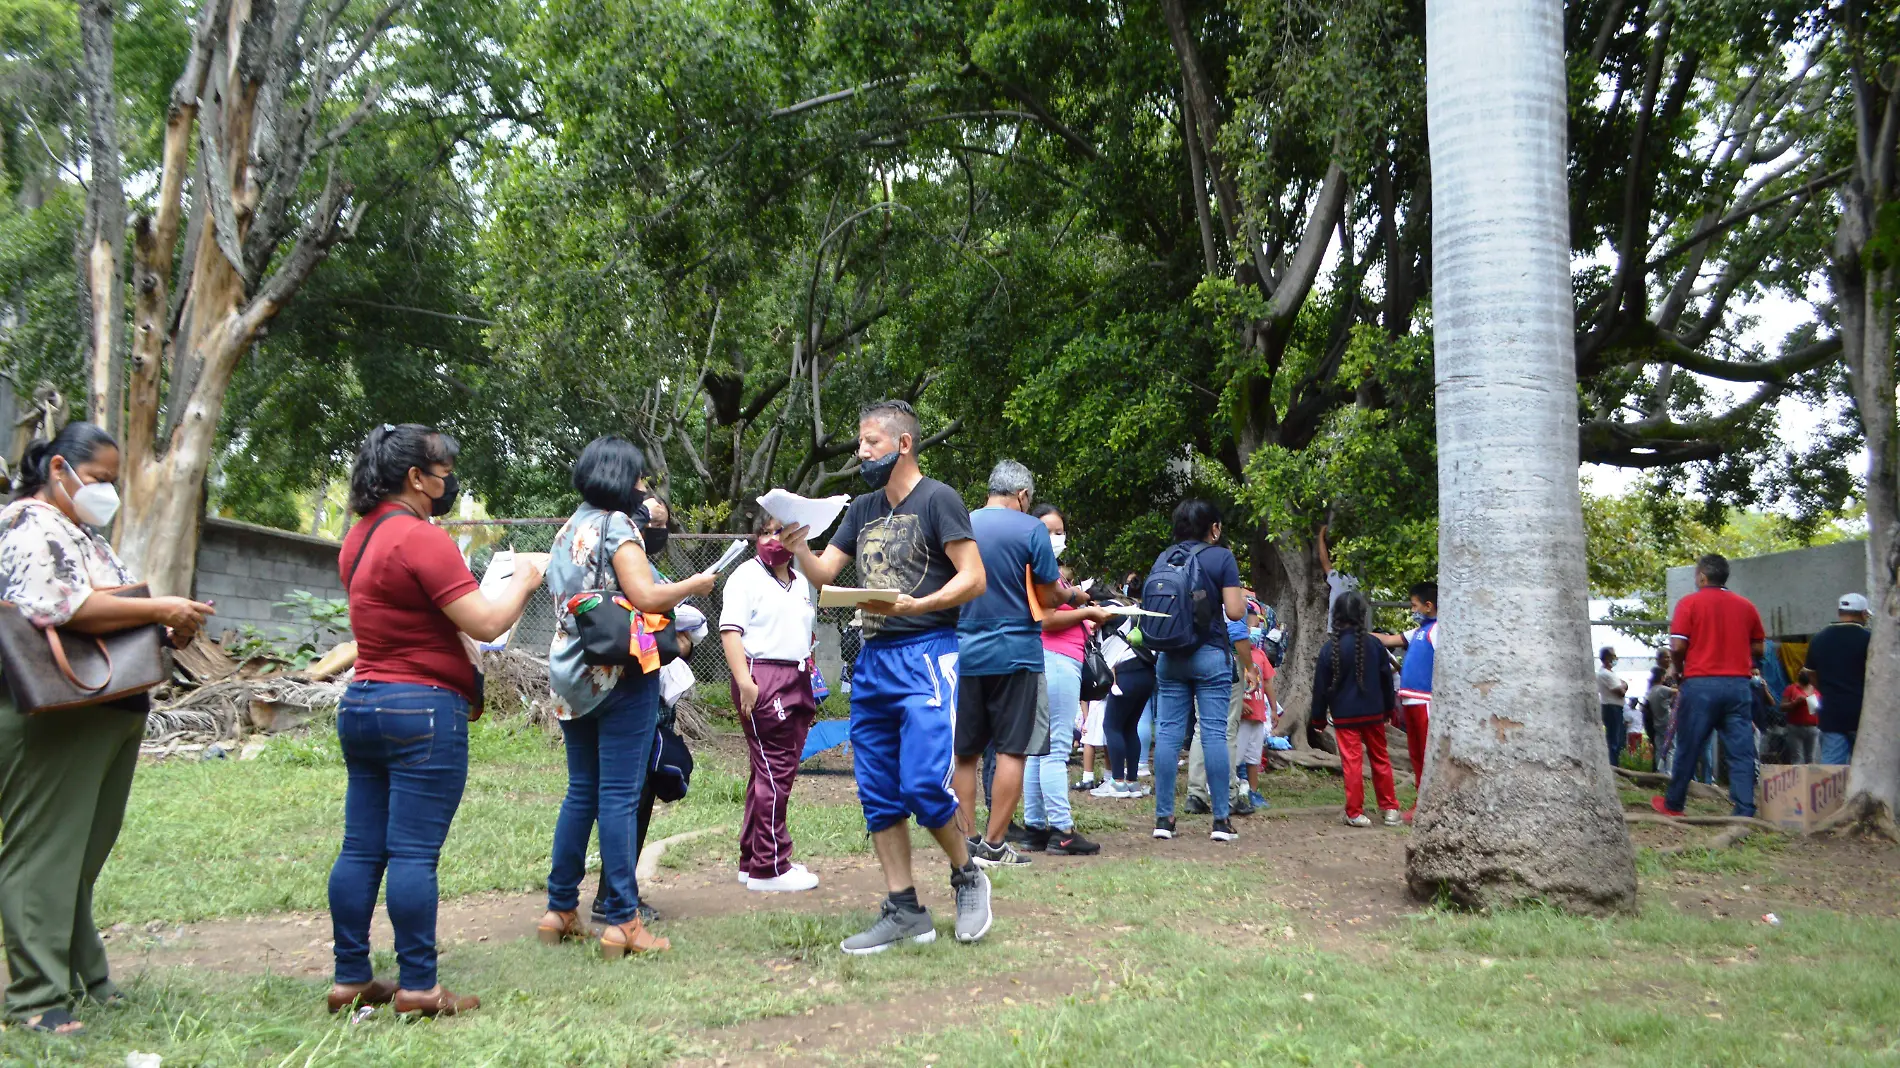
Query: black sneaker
1072 776 1099 792
1184 794 1212 815
1047 830 1101 855
1210 818 1238 842
1230 794 1256 817
1022 826 1053 853
1004 821 1032 847
1153 816 1177 840
970 838 1033 867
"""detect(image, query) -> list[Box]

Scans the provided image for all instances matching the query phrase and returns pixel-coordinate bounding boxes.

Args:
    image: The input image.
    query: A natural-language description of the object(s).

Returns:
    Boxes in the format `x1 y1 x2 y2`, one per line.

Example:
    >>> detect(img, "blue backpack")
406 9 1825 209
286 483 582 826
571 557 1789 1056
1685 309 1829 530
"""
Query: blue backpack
1139 542 1215 652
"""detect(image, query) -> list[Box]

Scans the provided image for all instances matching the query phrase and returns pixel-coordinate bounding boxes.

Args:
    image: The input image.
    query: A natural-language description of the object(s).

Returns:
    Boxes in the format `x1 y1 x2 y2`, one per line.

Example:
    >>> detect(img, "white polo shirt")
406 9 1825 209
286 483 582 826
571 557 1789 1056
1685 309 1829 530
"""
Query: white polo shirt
719 557 816 662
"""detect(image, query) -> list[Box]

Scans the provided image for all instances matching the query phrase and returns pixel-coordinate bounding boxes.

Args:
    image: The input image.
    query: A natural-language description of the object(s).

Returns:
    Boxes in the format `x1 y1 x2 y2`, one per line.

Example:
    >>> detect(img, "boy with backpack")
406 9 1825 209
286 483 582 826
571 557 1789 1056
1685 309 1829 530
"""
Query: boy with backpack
1376 581 1437 817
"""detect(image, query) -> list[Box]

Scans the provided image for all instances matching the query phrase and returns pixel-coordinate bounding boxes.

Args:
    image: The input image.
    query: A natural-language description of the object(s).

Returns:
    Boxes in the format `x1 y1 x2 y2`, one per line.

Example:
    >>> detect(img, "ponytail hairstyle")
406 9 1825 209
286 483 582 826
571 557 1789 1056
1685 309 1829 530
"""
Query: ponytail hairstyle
13 421 118 500
348 423 459 515
1328 590 1372 696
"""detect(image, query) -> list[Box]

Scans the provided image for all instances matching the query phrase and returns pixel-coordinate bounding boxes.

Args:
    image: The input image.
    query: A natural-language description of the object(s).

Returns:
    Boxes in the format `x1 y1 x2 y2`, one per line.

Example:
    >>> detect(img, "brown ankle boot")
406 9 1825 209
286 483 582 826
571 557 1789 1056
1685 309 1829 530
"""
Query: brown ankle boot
392 986 480 1017
536 908 585 944
599 916 670 958
326 978 398 1014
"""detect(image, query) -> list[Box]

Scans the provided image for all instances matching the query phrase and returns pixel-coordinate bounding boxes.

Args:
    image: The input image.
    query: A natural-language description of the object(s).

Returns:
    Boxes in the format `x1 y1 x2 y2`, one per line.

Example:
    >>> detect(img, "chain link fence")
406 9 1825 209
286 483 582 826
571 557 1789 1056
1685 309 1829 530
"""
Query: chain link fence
442 520 864 694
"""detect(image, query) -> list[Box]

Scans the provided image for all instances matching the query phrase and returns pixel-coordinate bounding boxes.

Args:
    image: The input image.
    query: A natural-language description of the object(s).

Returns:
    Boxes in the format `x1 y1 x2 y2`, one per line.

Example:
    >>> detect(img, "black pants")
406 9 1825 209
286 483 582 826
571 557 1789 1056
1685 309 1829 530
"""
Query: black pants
1601 704 1625 767
1105 661 1156 782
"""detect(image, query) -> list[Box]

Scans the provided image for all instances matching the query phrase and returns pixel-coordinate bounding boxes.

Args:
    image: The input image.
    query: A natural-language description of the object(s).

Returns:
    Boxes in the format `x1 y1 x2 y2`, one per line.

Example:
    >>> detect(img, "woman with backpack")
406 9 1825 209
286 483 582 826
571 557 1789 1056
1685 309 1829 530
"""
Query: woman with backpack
1143 500 1254 842
1311 591 1400 827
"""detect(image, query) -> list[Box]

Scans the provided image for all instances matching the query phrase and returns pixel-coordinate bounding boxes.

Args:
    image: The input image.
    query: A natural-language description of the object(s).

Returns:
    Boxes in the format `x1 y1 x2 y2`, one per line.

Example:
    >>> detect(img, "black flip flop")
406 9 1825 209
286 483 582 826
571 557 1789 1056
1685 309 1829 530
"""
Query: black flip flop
20 1007 84 1035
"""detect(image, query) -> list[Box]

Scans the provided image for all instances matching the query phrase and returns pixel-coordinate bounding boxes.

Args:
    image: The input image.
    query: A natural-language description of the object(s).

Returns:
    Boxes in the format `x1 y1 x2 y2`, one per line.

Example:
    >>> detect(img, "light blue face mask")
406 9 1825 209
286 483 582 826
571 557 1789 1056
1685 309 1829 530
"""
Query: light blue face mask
1249 626 1265 645
1412 611 1428 625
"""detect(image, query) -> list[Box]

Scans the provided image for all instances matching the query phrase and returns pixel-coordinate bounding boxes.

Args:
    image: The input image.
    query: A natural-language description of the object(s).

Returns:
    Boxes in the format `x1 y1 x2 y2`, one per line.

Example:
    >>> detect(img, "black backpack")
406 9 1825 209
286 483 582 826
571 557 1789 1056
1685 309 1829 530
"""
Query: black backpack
1139 542 1215 653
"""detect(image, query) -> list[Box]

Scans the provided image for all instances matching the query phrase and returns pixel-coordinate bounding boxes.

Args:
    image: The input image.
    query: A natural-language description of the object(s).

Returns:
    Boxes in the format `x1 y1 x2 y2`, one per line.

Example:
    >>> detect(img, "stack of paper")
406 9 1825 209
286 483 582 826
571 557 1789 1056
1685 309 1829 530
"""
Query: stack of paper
758 489 851 538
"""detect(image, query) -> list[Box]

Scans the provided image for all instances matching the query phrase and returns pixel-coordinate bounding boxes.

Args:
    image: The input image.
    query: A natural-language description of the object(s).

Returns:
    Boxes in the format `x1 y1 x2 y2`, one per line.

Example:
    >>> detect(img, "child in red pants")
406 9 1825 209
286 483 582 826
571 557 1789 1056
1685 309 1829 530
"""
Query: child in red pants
1311 591 1399 827
1377 581 1437 821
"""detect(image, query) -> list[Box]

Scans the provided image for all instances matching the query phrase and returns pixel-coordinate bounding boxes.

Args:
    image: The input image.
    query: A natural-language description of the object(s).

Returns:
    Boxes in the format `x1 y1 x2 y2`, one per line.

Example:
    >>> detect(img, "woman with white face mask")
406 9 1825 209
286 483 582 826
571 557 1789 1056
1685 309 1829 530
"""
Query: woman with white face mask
0 422 215 1036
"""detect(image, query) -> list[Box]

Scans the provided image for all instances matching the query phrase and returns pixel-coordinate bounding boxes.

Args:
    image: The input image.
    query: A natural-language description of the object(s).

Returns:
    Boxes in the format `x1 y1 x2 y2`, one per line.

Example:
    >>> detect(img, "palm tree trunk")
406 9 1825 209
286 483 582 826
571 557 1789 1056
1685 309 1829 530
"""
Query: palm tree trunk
1405 0 1637 913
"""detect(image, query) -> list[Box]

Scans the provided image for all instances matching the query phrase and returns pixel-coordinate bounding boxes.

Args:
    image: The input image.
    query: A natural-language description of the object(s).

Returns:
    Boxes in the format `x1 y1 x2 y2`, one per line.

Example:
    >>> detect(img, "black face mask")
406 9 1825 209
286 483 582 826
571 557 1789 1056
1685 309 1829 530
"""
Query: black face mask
642 525 669 556
430 473 460 517
859 448 901 489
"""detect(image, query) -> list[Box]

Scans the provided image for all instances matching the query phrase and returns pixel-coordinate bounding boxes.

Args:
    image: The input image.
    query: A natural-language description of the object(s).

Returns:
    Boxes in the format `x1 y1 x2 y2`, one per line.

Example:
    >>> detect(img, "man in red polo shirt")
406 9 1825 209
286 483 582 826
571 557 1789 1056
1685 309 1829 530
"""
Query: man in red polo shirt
1653 553 1765 817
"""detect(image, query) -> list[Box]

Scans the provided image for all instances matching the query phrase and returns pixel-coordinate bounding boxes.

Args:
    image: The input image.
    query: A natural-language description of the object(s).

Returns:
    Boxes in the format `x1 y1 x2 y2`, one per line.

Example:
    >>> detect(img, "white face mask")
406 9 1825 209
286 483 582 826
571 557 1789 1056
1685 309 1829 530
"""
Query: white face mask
1048 533 1067 558
61 465 121 528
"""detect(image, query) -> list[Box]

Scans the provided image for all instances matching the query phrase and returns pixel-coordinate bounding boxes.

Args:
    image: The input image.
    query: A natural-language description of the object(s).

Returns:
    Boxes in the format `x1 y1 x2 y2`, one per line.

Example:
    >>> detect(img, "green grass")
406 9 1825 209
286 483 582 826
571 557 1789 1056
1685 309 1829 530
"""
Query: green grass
891 901 1900 1067
22 724 1897 1065
100 717 878 924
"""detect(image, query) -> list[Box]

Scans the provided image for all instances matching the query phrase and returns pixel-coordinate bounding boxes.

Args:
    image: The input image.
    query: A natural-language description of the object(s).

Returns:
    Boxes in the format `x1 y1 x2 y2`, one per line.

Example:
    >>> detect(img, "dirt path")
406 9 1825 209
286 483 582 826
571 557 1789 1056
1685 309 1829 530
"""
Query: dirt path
104 745 1900 1066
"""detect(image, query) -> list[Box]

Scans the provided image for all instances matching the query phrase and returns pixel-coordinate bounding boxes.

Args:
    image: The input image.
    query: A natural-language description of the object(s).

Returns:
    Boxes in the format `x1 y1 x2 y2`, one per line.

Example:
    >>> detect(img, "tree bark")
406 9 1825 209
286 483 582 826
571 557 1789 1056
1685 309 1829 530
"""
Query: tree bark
1821 0 1899 841
1406 0 1637 914
75 0 127 438
1261 534 1334 755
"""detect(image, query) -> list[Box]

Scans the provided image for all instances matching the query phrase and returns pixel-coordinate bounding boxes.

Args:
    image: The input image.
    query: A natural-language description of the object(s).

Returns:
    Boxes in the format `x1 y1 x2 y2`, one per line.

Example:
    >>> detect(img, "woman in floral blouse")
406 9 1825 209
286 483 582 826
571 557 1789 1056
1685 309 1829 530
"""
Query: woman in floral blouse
0 422 214 1036
538 436 712 957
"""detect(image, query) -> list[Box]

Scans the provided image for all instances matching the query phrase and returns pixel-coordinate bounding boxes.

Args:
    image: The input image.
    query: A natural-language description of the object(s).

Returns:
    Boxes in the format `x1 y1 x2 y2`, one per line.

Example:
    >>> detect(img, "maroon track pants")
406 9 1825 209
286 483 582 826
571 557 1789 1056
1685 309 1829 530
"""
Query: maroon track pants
734 659 817 879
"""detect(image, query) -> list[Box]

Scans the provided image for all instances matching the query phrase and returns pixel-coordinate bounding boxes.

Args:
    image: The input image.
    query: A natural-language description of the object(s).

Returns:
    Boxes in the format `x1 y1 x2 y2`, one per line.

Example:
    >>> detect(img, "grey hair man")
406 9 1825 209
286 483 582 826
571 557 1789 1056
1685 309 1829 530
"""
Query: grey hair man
953 459 1091 866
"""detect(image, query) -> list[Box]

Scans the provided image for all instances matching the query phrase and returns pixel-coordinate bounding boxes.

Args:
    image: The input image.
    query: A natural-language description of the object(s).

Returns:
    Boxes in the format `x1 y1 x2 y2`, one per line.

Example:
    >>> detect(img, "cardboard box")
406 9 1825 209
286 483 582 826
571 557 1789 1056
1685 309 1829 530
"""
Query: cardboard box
1757 764 1852 832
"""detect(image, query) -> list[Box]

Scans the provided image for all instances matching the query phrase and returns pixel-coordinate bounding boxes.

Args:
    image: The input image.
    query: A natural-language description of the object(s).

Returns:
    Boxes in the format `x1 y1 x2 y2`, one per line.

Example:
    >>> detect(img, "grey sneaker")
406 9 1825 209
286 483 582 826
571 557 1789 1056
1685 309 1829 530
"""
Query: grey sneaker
839 901 936 955
950 865 992 943
970 839 1033 868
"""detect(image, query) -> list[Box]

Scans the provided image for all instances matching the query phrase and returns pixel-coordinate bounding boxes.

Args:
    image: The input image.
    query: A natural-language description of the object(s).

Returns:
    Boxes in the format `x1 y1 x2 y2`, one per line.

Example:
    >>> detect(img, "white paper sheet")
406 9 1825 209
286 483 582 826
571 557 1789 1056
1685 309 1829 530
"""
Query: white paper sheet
757 489 851 539
703 538 748 575
477 550 517 650
660 658 696 706
1097 604 1170 619
817 585 904 608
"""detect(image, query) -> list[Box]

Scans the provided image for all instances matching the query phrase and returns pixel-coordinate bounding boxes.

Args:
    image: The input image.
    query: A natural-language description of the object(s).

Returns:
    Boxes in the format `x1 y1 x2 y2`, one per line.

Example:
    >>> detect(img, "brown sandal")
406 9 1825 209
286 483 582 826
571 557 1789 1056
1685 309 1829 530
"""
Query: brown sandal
536 909 586 944
327 978 399 1014
391 985 480 1018
599 916 670 958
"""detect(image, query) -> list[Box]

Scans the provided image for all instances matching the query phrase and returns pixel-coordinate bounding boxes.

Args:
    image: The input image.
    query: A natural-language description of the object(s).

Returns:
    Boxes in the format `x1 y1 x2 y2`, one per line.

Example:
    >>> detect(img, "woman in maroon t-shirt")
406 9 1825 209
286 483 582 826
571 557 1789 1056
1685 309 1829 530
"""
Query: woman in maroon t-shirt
325 424 548 1019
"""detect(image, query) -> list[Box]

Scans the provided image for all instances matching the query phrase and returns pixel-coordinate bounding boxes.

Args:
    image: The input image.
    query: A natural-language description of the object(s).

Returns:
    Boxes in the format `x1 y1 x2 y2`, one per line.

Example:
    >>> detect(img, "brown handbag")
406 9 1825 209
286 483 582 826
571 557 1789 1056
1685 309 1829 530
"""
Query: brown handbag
0 584 168 713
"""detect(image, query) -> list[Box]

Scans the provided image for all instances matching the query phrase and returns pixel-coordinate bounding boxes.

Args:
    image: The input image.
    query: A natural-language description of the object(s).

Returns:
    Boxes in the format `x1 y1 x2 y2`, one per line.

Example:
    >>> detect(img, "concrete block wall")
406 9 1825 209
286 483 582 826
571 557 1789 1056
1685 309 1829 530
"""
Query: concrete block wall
1666 539 1866 640
191 517 348 649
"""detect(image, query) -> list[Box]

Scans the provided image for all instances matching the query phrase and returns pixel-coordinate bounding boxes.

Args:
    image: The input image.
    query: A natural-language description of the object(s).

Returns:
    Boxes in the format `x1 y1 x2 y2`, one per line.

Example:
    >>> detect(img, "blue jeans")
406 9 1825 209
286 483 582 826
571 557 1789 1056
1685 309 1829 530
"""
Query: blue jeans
1665 677 1758 817
1821 731 1856 764
1154 644 1234 820
1138 695 1156 768
1601 704 1625 767
1025 653 1081 831
548 672 658 924
329 681 470 991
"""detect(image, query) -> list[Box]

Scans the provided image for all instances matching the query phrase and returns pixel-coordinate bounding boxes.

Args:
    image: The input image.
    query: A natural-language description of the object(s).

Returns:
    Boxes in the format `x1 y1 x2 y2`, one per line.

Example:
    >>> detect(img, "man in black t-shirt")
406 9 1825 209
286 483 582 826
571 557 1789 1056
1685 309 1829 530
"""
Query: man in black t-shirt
1806 592 1872 764
783 399 993 954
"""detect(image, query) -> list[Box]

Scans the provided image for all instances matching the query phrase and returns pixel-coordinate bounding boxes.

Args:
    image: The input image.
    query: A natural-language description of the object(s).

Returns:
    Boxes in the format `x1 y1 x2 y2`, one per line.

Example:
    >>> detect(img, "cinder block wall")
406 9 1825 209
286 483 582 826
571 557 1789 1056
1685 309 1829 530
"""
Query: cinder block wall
191 517 347 649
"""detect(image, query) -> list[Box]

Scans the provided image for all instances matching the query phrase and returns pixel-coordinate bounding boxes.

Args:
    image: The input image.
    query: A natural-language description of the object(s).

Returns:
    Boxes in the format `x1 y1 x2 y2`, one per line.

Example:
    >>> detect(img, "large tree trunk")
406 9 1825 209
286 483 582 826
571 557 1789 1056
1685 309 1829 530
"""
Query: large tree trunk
90 0 387 594
1259 534 1337 763
76 0 127 437
1406 0 1637 913
1829 114 1899 838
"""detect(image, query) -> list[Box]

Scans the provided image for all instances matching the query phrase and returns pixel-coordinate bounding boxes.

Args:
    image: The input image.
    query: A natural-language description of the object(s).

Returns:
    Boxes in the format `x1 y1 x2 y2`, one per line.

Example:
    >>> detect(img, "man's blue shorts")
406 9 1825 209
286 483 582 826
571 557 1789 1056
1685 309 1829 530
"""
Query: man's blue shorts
848 628 961 833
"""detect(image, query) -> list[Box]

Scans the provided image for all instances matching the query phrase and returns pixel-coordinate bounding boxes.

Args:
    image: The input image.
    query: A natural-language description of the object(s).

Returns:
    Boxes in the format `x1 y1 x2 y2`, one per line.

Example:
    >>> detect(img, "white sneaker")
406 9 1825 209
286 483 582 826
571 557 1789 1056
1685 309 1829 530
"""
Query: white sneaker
740 861 808 884
1382 809 1403 826
1090 780 1122 798
747 868 820 892
1344 813 1374 828
1137 764 1151 778
1118 781 1147 798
